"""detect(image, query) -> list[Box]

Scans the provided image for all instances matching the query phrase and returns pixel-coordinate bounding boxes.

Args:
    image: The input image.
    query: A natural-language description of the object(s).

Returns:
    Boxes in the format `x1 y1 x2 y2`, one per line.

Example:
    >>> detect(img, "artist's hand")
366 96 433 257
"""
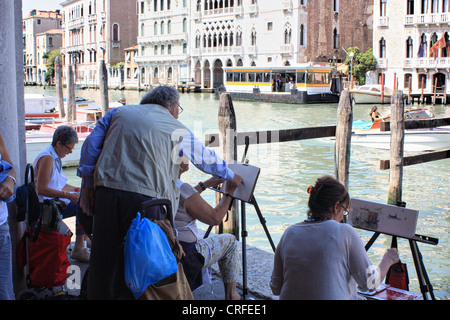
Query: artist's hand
204 177 224 189
80 188 95 216
229 173 243 189
225 174 242 195
0 178 14 200
384 248 400 266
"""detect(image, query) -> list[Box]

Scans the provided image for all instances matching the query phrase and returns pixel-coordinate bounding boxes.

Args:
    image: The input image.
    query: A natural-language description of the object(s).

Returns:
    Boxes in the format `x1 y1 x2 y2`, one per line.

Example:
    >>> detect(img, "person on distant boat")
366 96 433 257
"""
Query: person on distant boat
33 125 90 263
270 175 399 300
175 157 241 300
370 106 383 122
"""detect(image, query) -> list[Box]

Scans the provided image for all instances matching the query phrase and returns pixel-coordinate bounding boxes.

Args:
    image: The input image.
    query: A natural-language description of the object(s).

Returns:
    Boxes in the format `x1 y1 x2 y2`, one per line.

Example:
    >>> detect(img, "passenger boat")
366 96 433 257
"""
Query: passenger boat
350 84 393 104
351 108 450 152
221 64 340 104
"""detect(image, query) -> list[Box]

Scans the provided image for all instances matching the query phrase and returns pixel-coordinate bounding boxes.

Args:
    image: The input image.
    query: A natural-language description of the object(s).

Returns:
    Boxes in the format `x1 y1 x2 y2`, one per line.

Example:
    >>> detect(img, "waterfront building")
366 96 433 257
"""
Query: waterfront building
135 0 190 87
60 0 138 88
124 45 140 89
372 0 450 98
35 29 63 86
23 10 62 85
136 0 372 90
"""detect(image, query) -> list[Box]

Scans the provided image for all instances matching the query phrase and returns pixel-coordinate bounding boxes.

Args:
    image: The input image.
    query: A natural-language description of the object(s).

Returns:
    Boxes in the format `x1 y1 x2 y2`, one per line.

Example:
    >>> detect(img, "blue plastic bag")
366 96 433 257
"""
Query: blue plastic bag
124 212 178 299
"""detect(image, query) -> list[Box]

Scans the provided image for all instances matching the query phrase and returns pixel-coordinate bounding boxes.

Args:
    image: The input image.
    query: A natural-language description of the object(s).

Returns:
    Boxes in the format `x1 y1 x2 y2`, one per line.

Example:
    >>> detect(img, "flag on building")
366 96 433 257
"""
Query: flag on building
429 35 447 59
417 42 424 58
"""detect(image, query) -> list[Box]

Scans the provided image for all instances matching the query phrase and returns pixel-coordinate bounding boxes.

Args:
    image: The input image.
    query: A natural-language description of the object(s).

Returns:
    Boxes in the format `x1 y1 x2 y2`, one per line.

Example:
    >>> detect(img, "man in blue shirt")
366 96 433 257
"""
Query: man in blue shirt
77 86 242 299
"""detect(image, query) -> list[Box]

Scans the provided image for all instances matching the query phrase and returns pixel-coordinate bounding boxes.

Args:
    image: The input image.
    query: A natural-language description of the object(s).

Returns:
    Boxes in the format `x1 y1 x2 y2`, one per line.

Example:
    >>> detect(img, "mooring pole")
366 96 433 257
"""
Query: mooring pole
99 59 109 117
217 93 239 239
334 90 353 189
66 65 76 124
55 56 65 118
387 90 405 206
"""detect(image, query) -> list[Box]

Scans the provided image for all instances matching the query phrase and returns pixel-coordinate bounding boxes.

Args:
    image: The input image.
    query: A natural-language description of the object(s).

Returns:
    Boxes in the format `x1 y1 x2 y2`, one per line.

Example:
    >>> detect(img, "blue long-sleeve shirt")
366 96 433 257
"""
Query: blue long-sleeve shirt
77 107 234 189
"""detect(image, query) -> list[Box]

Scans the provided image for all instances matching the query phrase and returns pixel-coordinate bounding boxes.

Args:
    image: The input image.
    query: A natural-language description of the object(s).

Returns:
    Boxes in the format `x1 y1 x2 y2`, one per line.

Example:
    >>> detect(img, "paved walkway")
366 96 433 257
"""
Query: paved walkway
63 217 278 300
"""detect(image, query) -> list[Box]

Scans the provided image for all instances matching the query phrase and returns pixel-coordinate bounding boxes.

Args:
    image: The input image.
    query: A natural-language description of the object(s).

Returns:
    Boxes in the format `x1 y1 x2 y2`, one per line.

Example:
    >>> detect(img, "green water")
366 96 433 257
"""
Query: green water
25 86 450 299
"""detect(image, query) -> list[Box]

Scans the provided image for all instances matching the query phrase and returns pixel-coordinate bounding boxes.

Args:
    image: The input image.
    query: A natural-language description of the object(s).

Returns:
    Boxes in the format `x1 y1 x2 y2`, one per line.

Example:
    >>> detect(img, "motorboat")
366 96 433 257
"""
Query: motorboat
26 121 93 167
350 84 394 104
24 94 126 121
351 108 450 152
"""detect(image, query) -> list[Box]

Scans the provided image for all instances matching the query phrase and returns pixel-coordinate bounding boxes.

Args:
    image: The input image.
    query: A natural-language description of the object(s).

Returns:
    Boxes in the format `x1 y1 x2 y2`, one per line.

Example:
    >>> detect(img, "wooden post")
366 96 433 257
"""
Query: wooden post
381 73 385 102
433 77 438 105
444 82 447 104
334 90 353 189
55 56 65 118
99 59 109 116
408 79 412 105
387 90 405 206
420 77 424 104
217 92 239 238
66 65 76 123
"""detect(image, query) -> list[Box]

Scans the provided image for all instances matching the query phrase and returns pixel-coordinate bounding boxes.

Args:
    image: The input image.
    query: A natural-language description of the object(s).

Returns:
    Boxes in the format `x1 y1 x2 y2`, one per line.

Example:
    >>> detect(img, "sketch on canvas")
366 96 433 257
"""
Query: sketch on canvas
348 198 419 239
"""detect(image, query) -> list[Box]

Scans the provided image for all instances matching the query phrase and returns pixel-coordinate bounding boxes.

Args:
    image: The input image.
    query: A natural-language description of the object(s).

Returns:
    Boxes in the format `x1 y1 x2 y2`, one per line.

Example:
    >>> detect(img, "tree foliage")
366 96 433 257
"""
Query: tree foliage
344 47 377 85
45 48 61 83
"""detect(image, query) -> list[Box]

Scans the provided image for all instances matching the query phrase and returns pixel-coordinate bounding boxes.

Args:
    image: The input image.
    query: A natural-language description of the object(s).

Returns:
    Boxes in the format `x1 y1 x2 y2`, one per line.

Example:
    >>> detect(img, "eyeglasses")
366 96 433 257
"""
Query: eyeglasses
178 104 184 114
341 203 350 216
64 144 75 152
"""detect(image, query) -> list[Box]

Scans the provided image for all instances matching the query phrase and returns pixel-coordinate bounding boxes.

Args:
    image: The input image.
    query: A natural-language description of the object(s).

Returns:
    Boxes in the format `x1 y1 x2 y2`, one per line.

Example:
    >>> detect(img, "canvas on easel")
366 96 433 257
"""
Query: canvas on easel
222 161 260 202
347 198 419 239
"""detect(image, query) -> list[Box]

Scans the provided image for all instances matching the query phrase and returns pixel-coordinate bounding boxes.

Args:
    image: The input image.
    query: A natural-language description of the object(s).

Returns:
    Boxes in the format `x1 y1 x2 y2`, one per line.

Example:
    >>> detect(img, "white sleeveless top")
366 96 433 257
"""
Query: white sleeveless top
32 144 69 204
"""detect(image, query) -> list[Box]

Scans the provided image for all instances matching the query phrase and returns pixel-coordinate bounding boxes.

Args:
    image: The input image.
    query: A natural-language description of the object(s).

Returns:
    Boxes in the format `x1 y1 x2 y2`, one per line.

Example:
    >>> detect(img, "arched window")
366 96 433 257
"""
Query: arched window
154 22 158 35
112 23 119 41
379 37 386 58
419 33 427 57
161 21 165 35
154 67 159 79
183 18 187 32
333 28 339 49
300 24 305 46
167 20 171 34
251 29 256 46
406 36 413 58
284 27 292 44
141 23 145 37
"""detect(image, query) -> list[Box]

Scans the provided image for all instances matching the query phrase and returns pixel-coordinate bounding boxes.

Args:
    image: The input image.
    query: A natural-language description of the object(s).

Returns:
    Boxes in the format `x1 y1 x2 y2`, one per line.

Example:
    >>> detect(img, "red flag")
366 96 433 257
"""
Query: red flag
429 35 447 59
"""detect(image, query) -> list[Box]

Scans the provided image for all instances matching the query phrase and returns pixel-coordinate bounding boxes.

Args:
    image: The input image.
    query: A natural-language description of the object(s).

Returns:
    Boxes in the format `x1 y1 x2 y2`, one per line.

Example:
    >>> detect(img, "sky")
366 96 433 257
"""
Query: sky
22 0 63 17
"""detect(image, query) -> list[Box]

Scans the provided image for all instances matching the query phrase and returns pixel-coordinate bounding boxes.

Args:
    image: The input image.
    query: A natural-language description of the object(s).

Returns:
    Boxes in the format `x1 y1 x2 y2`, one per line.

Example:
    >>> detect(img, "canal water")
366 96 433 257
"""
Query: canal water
25 86 449 299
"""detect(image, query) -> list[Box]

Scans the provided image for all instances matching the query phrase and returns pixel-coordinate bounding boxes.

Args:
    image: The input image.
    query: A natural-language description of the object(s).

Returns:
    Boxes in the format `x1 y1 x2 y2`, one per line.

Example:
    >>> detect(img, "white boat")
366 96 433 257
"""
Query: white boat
351 109 450 152
24 93 126 121
26 122 93 167
350 84 393 104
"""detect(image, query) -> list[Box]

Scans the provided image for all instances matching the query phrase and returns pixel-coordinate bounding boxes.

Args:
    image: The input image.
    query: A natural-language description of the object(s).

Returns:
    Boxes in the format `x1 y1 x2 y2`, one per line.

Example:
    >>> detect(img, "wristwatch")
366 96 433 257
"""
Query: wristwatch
198 181 206 191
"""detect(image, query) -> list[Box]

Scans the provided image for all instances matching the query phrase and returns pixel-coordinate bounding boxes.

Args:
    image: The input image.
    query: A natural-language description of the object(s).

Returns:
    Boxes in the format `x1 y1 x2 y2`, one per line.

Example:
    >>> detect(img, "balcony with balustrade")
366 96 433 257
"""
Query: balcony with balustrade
403 57 450 69
404 13 450 26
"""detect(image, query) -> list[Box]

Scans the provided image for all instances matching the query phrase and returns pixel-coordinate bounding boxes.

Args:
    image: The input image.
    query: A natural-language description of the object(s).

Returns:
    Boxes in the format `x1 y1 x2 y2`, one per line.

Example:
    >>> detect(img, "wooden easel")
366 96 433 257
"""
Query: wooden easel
363 228 438 300
348 198 438 300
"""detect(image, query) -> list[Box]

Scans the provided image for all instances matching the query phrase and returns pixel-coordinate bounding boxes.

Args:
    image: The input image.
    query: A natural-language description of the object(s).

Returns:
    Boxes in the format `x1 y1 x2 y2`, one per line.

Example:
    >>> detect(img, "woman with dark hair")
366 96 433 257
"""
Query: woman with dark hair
33 125 90 262
270 175 399 300
369 106 383 122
